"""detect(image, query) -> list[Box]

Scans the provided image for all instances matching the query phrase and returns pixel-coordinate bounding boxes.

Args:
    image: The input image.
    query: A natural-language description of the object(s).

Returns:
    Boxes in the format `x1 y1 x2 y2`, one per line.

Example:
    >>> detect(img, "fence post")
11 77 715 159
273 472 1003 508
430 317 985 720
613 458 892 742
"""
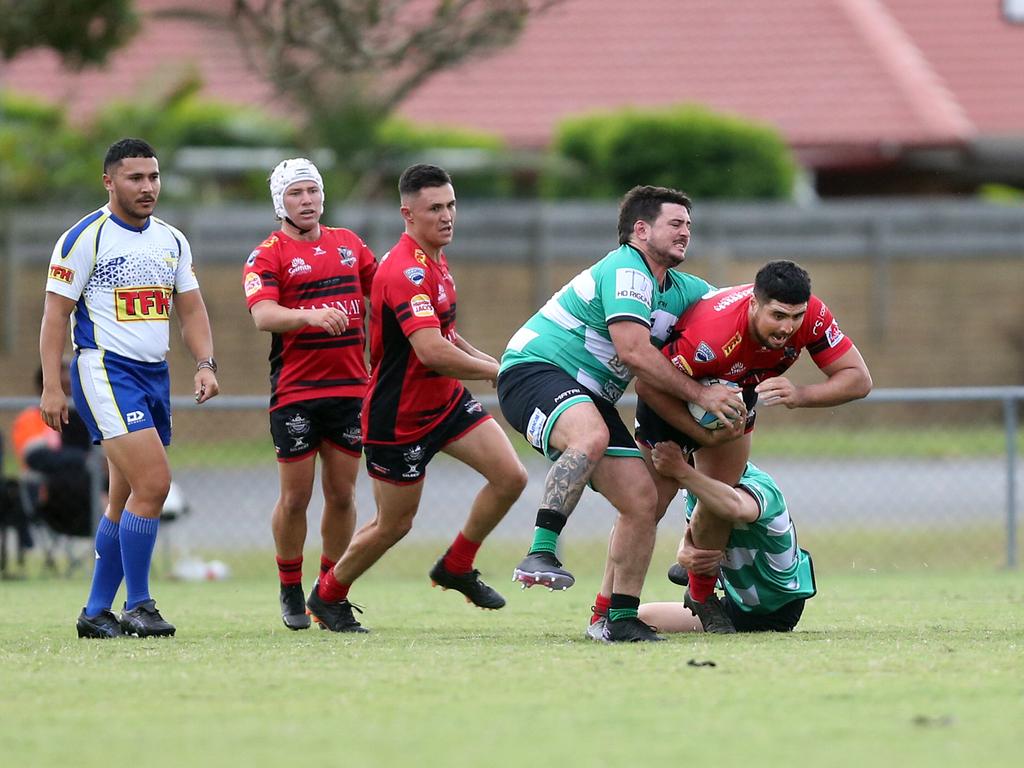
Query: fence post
1005 395 1019 569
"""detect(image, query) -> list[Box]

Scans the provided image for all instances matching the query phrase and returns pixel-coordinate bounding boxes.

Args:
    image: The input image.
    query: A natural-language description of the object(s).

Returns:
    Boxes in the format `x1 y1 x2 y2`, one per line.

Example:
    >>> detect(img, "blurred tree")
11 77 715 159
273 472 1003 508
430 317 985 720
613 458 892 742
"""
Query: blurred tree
0 0 138 65
219 0 562 196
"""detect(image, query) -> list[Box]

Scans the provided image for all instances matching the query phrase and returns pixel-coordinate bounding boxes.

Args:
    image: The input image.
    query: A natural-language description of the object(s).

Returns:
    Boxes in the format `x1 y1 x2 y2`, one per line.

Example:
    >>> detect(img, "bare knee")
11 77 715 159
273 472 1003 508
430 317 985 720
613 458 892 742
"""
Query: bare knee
376 512 415 545
493 461 529 502
278 487 314 518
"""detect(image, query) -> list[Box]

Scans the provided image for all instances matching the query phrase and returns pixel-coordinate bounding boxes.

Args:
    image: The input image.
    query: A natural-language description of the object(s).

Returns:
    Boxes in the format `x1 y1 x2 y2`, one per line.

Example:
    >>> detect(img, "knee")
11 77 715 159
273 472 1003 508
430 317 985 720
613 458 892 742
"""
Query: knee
494 461 529 501
137 474 171 505
323 486 356 515
278 488 314 517
377 513 415 545
620 484 658 524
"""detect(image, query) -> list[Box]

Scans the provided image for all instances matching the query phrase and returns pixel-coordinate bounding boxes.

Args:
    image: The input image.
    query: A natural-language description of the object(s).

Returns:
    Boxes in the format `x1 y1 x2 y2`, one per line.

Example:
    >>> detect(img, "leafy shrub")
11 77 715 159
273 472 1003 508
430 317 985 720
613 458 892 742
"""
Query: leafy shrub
544 104 796 200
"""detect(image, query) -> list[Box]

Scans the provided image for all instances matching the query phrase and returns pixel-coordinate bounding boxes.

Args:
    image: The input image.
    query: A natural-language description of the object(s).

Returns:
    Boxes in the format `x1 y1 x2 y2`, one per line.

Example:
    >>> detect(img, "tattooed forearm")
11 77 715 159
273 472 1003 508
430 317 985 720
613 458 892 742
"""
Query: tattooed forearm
541 448 595 517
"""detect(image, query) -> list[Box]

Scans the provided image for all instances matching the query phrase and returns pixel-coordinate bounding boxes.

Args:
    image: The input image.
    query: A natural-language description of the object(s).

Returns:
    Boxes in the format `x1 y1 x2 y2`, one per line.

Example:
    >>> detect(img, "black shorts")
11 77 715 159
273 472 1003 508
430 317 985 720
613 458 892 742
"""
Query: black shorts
270 397 363 462
634 386 759 451
722 595 806 632
497 362 640 460
363 389 491 485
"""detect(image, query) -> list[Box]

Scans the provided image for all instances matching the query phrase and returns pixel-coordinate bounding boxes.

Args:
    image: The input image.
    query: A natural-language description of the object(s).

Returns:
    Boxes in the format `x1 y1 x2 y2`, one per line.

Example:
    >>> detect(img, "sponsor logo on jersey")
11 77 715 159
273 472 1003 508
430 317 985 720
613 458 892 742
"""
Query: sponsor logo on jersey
244 272 263 297
614 268 654 305
115 287 171 321
48 264 75 284
312 246 327 257
713 287 753 312
601 380 625 402
695 341 716 363
410 293 435 317
784 346 798 359
403 267 426 285
526 408 547 449
722 332 742 357
285 414 311 436
338 247 355 267
260 235 279 249
825 320 845 347
413 249 428 266
728 362 746 376
671 354 694 375
246 249 260 266
812 319 824 335
288 257 312 275
125 410 145 425
438 283 448 303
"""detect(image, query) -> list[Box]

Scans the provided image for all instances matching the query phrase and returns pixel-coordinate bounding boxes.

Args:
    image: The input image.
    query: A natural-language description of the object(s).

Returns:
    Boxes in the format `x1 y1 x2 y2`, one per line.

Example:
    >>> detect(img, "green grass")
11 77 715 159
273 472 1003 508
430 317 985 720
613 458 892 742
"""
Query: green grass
1 551 1021 768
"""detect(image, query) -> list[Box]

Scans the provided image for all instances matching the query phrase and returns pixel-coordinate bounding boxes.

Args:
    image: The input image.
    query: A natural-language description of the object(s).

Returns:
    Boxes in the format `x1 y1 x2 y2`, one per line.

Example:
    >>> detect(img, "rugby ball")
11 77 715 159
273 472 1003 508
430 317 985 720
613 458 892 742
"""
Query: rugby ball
688 377 741 430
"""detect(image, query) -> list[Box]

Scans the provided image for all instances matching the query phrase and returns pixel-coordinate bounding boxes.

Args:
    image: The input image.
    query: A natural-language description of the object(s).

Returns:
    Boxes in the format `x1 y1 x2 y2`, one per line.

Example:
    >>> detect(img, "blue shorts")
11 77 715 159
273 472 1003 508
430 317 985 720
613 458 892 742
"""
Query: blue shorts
71 349 172 446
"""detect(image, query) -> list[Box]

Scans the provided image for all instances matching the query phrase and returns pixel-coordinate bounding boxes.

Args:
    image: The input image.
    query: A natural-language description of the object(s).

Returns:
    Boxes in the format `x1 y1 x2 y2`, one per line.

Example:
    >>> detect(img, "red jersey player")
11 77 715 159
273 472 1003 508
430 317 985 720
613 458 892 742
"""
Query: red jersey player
243 158 377 631
629 260 871 633
306 164 527 633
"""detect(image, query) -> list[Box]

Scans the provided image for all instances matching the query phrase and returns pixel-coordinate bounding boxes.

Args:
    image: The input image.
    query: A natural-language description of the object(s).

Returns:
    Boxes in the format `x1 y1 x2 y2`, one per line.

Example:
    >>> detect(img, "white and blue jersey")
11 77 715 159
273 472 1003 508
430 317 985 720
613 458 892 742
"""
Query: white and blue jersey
46 205 200 444
45 205 199 363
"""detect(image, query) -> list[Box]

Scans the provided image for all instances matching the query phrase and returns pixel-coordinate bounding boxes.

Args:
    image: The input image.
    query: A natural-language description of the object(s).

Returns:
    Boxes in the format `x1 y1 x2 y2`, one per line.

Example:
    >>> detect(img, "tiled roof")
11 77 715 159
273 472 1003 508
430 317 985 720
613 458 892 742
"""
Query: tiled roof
4 0 1022 164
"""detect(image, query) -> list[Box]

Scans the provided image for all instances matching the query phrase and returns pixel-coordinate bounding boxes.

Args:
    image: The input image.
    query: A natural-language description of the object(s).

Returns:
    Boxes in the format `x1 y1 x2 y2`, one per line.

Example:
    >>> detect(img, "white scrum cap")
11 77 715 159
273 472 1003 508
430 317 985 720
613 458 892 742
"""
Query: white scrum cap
269 157 324 220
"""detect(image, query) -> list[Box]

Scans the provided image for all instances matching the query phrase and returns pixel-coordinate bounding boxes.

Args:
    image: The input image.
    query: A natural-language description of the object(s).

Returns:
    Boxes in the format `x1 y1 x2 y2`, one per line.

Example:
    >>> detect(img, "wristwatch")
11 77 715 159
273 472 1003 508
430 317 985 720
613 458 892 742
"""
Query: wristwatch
196 356 218 373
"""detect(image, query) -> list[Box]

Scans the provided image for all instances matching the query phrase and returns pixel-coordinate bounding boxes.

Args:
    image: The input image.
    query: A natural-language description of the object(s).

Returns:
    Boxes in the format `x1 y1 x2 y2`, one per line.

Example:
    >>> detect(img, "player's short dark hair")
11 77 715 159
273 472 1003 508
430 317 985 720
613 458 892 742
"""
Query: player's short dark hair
399 164 452 197
103 138 157 174
754 260 812 305
617 185 692 245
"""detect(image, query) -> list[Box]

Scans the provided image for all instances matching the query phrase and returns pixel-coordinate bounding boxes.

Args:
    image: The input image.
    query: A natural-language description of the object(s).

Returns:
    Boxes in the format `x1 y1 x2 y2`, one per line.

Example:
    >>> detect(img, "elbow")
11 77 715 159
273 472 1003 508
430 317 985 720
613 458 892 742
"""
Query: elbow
854 370 873 401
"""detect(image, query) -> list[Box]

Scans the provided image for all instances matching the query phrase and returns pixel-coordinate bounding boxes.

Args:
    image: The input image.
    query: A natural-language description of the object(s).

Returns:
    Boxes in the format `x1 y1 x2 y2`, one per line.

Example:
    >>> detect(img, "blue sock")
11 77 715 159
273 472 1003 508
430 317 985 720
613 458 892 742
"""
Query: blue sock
120 510 160 611
85 516 124 617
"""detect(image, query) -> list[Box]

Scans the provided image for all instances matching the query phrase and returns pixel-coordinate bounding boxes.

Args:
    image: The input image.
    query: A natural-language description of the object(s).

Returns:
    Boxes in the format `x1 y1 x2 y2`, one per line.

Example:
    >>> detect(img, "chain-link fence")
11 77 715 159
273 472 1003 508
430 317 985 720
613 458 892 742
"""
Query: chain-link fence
2 387 1020 580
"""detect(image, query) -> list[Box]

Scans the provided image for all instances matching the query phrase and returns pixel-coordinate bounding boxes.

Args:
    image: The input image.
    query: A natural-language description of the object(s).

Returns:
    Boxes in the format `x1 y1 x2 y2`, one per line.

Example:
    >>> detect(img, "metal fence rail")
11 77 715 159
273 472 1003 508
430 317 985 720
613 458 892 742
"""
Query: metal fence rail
1 387 1021 576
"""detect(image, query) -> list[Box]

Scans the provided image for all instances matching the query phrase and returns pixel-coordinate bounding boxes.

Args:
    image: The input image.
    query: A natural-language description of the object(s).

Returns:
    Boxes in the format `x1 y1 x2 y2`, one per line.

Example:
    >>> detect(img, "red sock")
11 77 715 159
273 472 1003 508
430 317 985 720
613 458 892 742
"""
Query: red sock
688 571 717 603
276 556 303 586
592 593 611 624
443 532 482 574
320 554 336 577
318 568 350 603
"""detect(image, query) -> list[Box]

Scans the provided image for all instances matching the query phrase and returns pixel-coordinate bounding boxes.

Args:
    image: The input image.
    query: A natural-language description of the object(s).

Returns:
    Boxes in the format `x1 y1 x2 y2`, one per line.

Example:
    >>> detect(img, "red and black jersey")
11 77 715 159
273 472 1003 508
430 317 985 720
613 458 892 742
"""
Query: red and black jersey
362 233 464 444
664 284 854 388
243 226 377 410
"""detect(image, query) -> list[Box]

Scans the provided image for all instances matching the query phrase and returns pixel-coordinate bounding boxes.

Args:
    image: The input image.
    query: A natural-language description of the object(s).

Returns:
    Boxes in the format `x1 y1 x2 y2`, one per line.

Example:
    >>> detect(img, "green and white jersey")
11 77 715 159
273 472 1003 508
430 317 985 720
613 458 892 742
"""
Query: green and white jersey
686 462 816 614
500 244 710 403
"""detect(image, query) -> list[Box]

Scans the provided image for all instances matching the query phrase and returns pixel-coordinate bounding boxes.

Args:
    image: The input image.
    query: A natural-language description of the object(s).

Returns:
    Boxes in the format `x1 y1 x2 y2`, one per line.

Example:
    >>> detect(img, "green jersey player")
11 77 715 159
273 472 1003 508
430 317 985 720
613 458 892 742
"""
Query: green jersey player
636 441 815 634
497 185 747 642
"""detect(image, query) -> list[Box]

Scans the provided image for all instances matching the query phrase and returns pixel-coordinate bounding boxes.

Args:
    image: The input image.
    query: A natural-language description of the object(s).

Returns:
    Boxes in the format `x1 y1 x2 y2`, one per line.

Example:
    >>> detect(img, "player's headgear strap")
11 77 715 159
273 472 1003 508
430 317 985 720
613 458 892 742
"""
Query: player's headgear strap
269 158 324 221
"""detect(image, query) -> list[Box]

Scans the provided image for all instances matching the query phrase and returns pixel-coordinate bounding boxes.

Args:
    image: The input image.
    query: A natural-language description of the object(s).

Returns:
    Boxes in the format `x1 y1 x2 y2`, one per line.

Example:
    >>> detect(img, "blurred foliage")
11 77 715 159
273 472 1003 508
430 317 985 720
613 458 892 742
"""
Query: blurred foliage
0 80 300 204
0 0 138 66
542 104 797 200
978 183 1024 204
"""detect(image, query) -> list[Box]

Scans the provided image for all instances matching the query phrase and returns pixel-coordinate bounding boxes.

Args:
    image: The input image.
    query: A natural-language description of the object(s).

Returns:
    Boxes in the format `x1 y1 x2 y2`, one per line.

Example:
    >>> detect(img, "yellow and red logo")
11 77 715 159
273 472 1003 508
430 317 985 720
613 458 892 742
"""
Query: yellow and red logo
722 332 742 357
115 286 172 321
48 264 75 284
413 249 428 266
670 354 693 375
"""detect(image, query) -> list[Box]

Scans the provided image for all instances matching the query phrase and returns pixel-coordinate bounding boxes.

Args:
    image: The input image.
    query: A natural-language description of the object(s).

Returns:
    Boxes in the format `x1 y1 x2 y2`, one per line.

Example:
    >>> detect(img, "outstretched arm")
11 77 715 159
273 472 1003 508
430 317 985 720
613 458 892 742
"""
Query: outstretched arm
409 327 498 381
755 345 872 408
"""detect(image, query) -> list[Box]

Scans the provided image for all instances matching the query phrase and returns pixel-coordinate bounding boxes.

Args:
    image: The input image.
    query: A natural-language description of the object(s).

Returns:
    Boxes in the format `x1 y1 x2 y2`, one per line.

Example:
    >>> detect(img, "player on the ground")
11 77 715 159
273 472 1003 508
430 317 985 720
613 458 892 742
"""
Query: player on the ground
306 164 527 632
594 260 870 635
244 158 377 630
635 441 815 634
497 185 746 642
40 137 219 639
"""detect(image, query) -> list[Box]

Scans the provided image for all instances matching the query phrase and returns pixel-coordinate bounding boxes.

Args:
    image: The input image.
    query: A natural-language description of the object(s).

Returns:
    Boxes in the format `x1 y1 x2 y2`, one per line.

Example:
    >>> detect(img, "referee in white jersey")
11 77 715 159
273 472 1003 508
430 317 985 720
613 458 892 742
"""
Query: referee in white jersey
39 138 220 638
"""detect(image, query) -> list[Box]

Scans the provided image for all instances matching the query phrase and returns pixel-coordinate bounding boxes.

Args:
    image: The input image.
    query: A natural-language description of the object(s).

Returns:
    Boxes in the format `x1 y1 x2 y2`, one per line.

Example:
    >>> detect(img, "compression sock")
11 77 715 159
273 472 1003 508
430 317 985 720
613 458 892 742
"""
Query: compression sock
276 555 303 586
319 554 336 579
607 593 640 623
688 571 718 603
528 508 566 554
120 510 159 611
317 568 350 603
443 531 482 574
85 516 124 616
591 592 611 624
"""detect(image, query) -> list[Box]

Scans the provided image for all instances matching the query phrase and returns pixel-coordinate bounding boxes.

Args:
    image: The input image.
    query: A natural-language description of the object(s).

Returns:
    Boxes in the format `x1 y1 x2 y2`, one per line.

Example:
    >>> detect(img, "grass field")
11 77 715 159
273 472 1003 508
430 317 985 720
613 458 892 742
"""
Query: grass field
1 546 1021 768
